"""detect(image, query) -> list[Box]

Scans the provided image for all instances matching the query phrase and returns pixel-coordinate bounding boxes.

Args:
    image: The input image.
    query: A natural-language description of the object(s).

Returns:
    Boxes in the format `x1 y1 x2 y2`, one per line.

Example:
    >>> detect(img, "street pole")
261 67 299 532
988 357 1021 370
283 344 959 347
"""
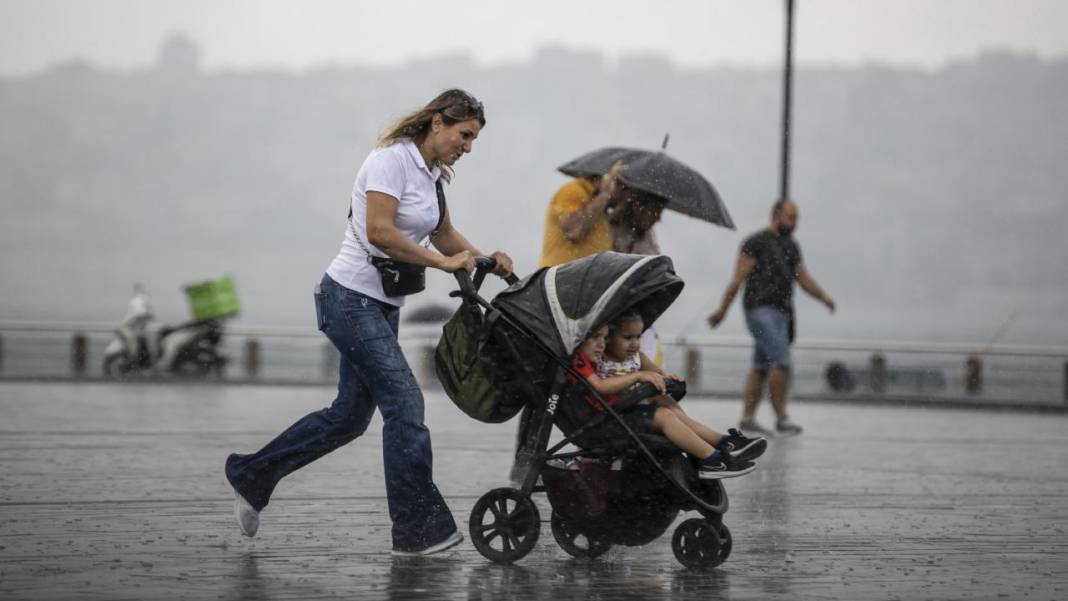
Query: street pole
779 0 795 201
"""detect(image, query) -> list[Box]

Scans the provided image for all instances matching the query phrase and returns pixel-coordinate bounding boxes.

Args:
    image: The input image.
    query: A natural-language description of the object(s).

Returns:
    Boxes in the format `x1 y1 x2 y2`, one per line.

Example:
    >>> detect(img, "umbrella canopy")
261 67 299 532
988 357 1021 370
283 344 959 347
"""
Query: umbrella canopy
558 147 735 229
492 252 684 358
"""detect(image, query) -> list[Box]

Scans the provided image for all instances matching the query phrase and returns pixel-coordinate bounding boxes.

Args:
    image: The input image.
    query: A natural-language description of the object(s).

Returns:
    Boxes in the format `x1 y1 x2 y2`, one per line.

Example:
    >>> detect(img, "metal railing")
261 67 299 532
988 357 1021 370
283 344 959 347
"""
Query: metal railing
0 320 1065 409
662 335 1067 408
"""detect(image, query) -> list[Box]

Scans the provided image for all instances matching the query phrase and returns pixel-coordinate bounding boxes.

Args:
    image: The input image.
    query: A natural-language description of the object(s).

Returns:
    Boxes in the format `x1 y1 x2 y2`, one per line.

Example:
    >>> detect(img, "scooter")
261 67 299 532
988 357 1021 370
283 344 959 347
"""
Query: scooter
102 286 228 378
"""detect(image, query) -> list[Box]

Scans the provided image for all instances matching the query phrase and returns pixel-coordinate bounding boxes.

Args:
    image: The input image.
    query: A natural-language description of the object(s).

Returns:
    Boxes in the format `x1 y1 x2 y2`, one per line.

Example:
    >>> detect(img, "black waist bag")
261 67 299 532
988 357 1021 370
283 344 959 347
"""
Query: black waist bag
349 181 446 297
370 256 426 297
435 303 527 423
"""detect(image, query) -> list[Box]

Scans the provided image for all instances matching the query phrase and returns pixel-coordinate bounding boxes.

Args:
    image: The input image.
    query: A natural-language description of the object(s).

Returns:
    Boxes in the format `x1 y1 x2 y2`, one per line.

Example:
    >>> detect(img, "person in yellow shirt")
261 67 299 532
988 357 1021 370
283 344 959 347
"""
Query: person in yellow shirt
538 161 623 267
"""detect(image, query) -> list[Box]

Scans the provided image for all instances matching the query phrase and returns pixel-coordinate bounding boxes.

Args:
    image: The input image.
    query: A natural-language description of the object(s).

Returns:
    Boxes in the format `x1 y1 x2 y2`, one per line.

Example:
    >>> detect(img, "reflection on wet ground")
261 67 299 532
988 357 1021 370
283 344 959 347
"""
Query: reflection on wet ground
1 382 1066 600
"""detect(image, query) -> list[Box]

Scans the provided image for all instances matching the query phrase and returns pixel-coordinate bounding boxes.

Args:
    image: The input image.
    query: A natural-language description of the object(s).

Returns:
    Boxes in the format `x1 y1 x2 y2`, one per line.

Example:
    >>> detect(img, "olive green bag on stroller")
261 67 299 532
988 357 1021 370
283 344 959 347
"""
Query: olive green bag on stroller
435 301 528 423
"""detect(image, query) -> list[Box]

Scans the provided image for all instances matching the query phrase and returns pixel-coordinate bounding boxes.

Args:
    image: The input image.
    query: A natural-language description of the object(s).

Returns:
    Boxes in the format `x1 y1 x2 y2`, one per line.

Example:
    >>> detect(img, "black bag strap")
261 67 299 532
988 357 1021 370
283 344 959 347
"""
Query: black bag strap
431 179 447 237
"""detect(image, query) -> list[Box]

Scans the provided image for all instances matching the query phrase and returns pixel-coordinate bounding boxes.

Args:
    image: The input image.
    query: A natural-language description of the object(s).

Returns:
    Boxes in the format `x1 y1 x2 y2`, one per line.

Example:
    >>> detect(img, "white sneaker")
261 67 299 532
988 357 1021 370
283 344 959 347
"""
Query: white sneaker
391 530 463 557
232 488 260 538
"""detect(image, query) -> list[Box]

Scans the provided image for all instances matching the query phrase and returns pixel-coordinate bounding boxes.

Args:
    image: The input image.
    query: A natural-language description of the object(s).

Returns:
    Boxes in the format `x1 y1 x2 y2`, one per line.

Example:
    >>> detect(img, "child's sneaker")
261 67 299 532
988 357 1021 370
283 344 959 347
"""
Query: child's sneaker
776 418 803 435
697 453 756 480
722 428 768 462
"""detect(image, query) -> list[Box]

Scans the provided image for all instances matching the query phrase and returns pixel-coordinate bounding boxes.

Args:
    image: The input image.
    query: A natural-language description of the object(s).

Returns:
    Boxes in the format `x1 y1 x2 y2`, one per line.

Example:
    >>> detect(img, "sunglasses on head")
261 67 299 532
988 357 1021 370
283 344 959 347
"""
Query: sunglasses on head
445 90 483 115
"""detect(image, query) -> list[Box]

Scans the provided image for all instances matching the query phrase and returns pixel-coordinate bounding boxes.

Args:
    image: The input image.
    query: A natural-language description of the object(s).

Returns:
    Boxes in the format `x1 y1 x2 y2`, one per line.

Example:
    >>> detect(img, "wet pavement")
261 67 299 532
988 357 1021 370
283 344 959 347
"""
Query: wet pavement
1 381 1066 600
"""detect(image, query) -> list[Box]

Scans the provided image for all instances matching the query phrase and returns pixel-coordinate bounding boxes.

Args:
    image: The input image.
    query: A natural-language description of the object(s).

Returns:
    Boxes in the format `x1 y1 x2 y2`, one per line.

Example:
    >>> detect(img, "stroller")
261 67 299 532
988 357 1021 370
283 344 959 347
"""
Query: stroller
438 252 733 570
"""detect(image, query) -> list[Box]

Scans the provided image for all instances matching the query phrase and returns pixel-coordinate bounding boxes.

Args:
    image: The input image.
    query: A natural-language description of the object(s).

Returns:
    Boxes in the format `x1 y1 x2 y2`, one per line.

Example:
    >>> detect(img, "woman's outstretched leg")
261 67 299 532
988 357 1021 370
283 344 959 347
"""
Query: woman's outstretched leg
226 355 375 513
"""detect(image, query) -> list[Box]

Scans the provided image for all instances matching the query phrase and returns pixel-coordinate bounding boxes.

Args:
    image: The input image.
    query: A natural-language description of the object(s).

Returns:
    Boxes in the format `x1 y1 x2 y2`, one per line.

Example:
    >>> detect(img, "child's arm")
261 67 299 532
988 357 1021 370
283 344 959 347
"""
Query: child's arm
586 370 666 395
638 351 684 381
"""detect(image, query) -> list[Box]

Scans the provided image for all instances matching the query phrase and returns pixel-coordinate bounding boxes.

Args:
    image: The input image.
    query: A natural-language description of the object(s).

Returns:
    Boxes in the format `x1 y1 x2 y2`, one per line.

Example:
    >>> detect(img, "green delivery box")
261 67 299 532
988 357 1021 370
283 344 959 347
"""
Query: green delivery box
184 276 240 321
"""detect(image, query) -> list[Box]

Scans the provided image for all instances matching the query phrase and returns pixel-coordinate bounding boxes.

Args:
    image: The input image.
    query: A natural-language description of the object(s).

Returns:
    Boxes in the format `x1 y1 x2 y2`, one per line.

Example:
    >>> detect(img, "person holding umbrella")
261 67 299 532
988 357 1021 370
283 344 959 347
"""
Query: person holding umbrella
542 143 735 266
707 198 835 435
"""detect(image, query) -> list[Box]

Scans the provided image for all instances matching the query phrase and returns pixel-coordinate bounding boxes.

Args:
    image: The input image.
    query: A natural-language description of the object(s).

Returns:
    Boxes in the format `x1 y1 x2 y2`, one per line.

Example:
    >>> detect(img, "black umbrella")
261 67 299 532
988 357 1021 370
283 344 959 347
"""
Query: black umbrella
557 146 735 230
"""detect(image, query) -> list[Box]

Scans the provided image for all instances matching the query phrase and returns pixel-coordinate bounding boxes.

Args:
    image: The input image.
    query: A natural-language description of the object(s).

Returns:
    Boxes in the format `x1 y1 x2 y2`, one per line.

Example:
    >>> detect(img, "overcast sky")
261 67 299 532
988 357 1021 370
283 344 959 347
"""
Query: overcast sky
2 0 1067 76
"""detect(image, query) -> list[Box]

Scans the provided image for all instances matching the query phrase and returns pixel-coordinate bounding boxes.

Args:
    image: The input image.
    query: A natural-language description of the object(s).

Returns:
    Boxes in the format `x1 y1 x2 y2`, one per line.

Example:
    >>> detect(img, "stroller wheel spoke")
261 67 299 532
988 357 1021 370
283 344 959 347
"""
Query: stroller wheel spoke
488 502 505 521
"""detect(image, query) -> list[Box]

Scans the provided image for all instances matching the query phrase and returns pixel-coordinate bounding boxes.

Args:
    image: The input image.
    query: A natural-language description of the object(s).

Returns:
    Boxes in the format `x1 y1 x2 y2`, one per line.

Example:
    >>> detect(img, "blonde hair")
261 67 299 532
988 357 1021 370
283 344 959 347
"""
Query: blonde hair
377 89 486 183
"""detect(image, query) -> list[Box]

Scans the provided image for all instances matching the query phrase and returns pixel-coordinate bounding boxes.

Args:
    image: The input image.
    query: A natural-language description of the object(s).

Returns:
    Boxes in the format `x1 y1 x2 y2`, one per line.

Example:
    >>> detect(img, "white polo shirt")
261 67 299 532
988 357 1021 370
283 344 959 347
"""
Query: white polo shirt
325 140 443 307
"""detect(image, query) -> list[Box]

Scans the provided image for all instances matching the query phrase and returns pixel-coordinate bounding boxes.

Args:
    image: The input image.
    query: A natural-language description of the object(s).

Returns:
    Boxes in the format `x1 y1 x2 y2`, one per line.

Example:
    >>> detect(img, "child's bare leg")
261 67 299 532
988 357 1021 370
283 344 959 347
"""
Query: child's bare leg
646 396 727 446
668 408 725 446
651 407 714 459
648 394 680 410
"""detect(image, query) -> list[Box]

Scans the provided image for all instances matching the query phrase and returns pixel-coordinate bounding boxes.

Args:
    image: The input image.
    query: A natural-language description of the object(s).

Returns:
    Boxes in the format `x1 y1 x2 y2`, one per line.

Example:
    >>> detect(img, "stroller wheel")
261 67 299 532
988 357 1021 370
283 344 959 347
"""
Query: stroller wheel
671 518 726 570
469 487 540 564
550 512 612 559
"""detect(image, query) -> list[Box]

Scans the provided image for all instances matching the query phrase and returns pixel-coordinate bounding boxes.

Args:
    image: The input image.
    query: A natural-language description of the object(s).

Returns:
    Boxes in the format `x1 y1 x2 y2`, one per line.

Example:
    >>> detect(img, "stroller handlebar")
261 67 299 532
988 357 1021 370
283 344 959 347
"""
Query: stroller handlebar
453 256 520 298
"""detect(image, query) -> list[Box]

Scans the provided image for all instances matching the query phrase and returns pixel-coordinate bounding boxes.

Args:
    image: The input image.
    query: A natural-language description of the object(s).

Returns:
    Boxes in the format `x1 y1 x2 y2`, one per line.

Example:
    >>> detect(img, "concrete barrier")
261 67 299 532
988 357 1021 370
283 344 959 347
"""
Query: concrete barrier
684 348 701 393
243 338 261 378
964 355 983 394
71 333 88 376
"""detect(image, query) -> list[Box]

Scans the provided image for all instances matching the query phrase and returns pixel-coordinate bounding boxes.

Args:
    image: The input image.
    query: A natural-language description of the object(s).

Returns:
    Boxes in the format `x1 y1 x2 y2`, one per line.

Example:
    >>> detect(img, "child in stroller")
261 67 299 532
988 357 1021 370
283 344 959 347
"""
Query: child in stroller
442 252 765 569
572 315 766 479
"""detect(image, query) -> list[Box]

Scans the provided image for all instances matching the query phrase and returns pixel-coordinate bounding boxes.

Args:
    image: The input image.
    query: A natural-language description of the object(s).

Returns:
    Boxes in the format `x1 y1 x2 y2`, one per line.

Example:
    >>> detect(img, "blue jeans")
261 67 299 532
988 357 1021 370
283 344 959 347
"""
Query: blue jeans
744 306 792 369
226 274 457 552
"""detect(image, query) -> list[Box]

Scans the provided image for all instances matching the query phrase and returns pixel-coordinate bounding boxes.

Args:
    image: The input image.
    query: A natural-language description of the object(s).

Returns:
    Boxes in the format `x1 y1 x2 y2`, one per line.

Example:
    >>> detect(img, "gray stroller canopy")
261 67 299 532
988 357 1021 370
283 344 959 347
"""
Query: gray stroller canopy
492 252 684 357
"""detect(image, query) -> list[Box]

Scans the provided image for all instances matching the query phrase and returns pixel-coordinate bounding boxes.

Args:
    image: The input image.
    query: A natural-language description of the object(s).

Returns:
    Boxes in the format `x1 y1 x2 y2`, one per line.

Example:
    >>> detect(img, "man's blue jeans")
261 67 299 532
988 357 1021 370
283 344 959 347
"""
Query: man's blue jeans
226 274 457 552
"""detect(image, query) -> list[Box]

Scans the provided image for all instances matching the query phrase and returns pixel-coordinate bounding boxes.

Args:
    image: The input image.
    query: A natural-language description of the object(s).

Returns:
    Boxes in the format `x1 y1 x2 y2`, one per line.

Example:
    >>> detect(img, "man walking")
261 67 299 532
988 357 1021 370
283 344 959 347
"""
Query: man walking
708 199 835 435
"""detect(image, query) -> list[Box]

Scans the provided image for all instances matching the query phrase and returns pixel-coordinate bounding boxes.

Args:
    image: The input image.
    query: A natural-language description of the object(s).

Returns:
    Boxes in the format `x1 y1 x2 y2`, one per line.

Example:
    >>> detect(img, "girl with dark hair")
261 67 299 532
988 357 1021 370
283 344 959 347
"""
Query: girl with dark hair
225 89 513 556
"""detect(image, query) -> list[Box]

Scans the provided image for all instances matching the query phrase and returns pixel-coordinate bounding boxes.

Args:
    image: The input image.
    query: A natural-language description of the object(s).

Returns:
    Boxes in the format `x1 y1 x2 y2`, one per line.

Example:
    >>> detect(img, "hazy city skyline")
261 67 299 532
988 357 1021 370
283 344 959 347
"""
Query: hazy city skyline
2 0 1068 77
2 44 1065 346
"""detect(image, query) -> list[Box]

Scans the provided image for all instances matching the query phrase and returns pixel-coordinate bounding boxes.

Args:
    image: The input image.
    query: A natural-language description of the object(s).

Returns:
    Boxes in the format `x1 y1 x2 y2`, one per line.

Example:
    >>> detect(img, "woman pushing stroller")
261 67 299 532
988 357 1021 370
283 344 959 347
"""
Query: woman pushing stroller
572 310 767 479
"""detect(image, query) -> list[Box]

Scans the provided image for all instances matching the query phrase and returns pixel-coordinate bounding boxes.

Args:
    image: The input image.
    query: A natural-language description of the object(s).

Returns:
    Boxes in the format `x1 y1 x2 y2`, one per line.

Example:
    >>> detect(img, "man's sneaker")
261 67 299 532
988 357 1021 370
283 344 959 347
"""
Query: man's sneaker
738 419 772 436
698 454 756 480
232 488 260 538
776 418 803 435
391 530 464 557
723 428 768 462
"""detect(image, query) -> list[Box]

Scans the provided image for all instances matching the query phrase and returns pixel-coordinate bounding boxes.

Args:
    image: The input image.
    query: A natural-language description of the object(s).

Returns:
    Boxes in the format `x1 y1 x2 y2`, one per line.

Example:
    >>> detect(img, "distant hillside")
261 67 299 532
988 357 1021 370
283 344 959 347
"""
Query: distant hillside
1 43 1066 345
